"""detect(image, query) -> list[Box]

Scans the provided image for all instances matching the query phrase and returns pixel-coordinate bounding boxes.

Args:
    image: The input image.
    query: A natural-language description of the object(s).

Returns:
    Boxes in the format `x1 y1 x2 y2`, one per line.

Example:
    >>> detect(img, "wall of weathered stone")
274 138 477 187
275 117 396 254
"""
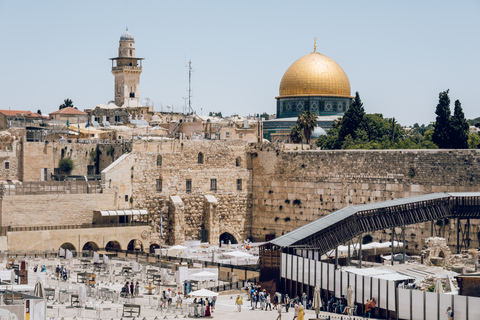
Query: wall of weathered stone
22 140 130 181
103 139 253 246
0 191 116 227
0 140 21 182
250 145 480 250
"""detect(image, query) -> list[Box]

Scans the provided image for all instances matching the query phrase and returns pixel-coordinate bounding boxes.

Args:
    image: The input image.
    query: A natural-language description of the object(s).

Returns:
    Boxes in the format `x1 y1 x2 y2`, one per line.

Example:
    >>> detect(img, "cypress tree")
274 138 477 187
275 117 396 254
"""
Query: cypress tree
338 91 365 143
450 99 469 149
432 90 452 148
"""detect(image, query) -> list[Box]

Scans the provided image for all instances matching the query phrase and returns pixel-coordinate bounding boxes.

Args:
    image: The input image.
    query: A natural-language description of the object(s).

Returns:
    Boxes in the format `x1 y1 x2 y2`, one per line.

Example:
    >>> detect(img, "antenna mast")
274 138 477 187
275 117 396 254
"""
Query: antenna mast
188 60 193 114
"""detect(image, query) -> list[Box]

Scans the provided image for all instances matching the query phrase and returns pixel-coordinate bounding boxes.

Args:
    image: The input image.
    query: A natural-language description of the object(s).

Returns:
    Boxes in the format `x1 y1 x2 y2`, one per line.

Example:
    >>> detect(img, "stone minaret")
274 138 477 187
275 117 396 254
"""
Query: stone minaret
110 29 144 107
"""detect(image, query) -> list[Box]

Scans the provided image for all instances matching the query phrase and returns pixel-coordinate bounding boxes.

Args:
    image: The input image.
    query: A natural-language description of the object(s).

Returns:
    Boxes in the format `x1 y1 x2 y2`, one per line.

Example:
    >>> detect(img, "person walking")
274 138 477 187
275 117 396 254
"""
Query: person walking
446 307 453 320
293 301 299 320
134 281 140 296
266 293 272 311
130 282 134 297
302 293 307 308
176 292 182 308
236 294 243 312
363 299 371 318
276 303 283 320
297 305 305 320
285 294 290 313
370 297 376 317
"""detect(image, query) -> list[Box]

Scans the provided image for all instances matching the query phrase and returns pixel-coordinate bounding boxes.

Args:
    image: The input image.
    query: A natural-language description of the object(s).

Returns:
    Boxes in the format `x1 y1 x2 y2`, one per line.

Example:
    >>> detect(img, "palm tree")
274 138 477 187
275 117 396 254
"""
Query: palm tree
297 111 317 144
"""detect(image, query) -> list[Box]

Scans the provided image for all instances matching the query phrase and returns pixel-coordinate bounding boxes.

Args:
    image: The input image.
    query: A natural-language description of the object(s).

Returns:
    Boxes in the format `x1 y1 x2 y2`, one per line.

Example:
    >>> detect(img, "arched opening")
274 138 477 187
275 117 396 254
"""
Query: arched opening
127 239 144 252
198 152 204 164
149 243 160 254
157 155 162 167
60 243 76 251
219 232 238 247
105 241 121 252
439 250 445 258
236 157 241 167
82 241 99 252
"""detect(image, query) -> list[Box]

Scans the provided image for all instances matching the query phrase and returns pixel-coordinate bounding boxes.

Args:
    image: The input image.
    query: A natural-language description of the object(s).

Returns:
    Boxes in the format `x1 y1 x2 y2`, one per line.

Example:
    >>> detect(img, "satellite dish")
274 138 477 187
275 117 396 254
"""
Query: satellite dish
166 105 172 109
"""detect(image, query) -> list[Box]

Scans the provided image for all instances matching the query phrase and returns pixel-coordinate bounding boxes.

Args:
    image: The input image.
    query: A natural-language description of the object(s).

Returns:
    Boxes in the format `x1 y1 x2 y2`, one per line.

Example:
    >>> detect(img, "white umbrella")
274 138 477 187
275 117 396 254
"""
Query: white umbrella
93 252 99 263
347 284 354 316
312 285 321 318
33 277 45 298
78 285 87 307
189 288 219 297
434 278 444 293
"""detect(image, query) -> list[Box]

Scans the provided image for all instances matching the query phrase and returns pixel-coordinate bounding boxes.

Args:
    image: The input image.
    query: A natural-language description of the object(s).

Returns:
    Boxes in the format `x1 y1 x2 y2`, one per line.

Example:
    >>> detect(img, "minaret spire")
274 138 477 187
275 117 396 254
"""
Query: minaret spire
314 37 317 53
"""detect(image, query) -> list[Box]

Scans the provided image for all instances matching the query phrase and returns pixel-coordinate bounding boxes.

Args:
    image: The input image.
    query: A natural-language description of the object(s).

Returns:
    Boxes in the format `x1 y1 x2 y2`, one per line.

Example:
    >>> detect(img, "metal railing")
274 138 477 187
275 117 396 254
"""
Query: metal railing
1 180 103 196
1 221 148 236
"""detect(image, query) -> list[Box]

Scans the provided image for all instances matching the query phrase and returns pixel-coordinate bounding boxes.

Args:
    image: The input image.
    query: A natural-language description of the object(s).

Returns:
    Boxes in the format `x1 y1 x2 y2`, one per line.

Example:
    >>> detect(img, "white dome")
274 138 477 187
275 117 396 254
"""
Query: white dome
311 126 327 139
120 30 134 41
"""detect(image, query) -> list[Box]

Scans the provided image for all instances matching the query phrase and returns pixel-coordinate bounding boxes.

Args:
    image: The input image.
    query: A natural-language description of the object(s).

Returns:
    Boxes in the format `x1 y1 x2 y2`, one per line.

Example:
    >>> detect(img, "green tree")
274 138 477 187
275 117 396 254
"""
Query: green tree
450 100 469 149
338 92 365 143
432 90 452 148
289 124 303 143
468 133 480 149
296 110 317 144
59 98 74 110
37 109 42 115
59 157 75 174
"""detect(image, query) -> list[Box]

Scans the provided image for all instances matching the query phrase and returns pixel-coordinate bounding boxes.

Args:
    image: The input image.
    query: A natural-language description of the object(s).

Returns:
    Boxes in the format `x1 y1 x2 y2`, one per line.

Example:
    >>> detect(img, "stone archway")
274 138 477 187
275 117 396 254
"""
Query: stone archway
149 243 160 254
127 239 144 252
105 241 122 252
60 242 76 251
219 232 238 247
82 241 100 252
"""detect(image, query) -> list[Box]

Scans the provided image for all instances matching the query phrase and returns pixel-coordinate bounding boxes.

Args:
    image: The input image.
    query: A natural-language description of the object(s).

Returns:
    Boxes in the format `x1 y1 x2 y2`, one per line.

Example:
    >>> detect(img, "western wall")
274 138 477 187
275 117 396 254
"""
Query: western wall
249 144 480 252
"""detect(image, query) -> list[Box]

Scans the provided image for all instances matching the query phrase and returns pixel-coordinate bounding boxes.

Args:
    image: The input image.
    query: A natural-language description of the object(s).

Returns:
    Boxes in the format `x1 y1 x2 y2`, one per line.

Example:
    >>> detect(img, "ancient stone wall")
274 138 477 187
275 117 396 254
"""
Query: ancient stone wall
0 140 21 182
250 145 480 251
0 191 116 227
103 139 253 246
22 140 130 181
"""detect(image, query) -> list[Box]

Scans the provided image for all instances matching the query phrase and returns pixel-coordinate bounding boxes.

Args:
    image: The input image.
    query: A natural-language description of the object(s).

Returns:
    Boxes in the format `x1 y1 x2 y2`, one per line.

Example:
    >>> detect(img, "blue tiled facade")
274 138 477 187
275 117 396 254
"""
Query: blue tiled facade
276 96 351 119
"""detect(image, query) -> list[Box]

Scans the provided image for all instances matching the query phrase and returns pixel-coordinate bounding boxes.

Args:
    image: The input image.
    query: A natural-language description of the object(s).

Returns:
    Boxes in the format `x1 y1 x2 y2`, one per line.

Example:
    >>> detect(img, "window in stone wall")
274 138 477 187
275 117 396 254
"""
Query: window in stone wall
54 168 60 175
157 155 162 167
237 179 242 191
4 162 9 170
186 179 192 192
87 165 95 175
226 132 230 138
156 179 162 192
198 152 204 164
236 157 241 167
125 195 128 202
210 179 217 191
115 115 121 123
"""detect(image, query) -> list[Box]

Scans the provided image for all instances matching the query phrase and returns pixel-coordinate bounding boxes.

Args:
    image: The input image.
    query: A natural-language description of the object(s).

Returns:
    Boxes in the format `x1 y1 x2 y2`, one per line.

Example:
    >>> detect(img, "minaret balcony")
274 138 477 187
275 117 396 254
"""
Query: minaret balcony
112 66 142 72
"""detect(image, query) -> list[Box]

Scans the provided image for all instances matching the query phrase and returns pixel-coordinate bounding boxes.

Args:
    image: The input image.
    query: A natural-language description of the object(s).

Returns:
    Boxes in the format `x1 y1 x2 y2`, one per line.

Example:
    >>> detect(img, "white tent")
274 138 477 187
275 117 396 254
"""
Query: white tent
188 271 218 281
223 251 253 258
189 288 219 297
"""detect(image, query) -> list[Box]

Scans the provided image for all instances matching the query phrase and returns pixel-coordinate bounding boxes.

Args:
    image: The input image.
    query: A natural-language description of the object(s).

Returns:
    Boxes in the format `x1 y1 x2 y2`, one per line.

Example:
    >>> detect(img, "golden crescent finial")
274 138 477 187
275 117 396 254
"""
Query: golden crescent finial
314 37 317 52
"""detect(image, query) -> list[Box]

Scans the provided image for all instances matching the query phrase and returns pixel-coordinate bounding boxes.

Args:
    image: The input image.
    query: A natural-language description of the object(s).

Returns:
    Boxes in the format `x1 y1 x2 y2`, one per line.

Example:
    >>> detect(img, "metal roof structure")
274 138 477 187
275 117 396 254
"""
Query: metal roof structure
269 192 480 256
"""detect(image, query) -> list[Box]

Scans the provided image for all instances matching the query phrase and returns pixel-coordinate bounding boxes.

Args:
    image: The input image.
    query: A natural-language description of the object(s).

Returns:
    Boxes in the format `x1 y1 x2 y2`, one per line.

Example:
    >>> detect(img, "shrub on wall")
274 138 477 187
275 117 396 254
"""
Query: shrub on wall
59 157 75 174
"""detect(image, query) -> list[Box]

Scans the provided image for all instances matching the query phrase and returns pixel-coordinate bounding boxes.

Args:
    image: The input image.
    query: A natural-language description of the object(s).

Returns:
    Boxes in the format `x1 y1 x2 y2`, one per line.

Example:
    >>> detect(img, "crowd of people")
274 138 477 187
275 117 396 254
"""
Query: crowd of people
192 296 216 317
121 281 141 297
239 281 379 319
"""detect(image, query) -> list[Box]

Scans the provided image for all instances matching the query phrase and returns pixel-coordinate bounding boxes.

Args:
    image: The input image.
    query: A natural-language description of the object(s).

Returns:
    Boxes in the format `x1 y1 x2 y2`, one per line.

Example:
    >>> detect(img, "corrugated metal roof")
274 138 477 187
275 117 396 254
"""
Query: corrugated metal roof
270 193 458 248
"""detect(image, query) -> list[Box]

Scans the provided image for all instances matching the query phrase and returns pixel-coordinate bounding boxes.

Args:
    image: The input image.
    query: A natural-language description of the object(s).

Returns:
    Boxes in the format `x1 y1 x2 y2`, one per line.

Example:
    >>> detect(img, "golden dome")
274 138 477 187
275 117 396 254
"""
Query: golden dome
279 52 351 98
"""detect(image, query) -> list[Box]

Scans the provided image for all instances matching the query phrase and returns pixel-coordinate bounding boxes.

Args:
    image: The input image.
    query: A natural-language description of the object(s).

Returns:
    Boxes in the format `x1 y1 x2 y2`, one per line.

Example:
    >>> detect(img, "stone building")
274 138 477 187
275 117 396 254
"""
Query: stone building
103 139 253 247
110 29 144 107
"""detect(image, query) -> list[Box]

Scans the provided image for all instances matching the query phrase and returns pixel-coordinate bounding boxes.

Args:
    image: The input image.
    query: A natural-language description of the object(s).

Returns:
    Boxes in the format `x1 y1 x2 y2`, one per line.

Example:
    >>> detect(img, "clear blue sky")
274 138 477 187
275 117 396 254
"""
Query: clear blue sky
1 0 479 126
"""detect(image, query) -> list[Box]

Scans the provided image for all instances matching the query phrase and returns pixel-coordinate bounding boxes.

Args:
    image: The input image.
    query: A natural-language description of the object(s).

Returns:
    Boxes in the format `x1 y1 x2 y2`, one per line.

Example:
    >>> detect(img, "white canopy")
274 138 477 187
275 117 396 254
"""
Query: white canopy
189 288 219 297
223 251 253 258
188 271 218 281
169 245 187 250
